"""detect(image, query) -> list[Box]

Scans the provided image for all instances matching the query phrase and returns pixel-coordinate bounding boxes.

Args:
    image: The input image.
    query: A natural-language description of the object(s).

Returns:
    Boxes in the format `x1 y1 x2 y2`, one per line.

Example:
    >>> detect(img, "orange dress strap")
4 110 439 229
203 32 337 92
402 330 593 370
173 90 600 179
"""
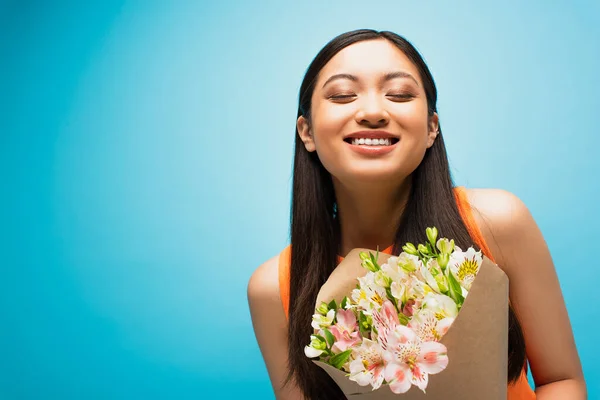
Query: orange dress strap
453 186 496 262
278 245 292 319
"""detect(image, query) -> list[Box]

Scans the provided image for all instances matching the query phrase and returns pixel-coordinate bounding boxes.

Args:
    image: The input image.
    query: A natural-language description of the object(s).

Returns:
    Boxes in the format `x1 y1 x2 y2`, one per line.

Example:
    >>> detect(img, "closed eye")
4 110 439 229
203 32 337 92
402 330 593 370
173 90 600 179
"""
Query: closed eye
329 94 356 100
387 94 414 100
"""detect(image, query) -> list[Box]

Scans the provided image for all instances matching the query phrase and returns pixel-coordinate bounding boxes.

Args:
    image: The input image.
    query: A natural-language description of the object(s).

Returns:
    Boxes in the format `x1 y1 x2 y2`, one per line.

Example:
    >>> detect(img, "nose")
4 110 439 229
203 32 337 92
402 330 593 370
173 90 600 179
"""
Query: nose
354 92 390 127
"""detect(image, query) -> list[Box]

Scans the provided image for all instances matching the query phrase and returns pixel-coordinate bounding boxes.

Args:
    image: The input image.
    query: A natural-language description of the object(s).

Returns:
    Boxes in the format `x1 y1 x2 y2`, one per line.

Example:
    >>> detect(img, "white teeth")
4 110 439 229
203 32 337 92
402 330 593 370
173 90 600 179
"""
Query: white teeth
351 138 392 146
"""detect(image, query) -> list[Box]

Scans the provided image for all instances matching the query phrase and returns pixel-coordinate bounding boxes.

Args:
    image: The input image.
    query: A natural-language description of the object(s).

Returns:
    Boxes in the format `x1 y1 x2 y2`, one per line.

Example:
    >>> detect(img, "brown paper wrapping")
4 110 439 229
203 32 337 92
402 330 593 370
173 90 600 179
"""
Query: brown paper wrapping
312 249 509 400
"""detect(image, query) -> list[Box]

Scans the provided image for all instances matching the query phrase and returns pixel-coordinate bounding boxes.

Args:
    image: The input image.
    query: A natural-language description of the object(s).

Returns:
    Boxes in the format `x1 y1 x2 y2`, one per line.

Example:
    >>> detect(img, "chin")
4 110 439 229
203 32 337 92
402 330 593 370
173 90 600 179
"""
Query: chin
338 166 407 184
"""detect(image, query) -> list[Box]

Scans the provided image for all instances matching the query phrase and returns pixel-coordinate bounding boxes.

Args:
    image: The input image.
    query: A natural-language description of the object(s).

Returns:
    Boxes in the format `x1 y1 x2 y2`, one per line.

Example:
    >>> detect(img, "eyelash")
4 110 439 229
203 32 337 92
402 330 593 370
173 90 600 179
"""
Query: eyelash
329 94 414 100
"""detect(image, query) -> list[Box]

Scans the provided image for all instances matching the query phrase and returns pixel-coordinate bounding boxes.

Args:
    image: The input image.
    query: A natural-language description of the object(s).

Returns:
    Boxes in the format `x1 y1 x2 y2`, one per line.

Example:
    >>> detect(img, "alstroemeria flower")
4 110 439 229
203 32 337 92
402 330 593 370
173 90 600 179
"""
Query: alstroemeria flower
419 261 441 293
409 309 454 342
396 252 422 274
387 269 427 305
351 274 388 314
448 246 483 292
348 339 386 389
304 334 327 358
421 292 458 320
311 309 335 330
426 258 449 293
330 309 361 352
383 325 449 394
371 300 400 350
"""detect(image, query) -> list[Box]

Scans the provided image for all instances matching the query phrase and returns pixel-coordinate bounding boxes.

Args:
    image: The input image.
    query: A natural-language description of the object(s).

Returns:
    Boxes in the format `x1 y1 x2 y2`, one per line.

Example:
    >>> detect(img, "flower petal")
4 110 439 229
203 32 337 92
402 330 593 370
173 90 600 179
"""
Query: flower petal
391 324 417 344
304 345 323 358
436 317 454 337
349 359 364 374
349 370 372 387
410 364 429 392
371 365 385 390
418 341 449 374
384 363 412 394
382 300 400 325
336 308 356 328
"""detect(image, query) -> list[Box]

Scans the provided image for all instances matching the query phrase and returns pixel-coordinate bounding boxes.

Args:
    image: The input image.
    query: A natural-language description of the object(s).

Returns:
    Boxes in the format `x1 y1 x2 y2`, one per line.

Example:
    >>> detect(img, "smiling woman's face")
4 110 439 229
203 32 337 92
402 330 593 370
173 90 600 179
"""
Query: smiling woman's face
297 39 439 184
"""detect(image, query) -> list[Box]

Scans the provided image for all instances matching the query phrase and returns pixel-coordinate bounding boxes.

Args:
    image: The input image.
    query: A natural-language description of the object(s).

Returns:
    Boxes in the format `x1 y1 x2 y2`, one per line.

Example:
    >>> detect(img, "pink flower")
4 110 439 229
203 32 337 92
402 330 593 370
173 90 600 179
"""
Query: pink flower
349 339 386 389
382 325 449 394
330 309 361 352
372 300 400 351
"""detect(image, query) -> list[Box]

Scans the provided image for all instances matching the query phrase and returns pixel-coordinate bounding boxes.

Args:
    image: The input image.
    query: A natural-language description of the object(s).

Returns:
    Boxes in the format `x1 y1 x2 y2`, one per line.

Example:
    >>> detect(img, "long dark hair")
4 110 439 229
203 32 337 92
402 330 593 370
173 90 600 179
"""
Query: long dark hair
287 29 526 399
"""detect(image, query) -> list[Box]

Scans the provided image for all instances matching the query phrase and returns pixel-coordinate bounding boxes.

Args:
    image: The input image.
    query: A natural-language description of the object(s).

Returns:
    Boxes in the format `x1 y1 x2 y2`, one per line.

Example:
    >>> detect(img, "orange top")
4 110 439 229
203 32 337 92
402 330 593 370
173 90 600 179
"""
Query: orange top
277 186 536 399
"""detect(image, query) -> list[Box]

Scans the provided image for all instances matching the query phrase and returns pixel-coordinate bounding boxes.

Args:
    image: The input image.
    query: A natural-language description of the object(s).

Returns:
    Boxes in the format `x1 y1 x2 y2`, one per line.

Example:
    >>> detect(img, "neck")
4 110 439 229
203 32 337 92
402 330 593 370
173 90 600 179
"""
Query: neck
334 176 412 257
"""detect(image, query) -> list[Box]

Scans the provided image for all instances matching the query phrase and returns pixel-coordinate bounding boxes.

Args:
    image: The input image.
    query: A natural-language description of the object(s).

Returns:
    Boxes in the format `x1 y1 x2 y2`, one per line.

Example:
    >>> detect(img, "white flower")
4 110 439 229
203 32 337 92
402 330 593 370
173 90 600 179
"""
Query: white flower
383 325 449 394
351 273 388 315
311 309 335 330
421 293 458 319
409 309 455 342
448 246 483 291
348 339 386 389
397 252 422 274
304 335 327 358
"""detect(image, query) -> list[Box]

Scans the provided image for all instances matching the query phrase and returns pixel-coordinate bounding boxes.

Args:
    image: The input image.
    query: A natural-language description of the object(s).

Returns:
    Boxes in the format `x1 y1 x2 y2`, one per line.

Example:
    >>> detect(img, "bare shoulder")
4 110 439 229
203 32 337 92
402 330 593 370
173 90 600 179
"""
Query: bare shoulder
462 187 528 228
247 253 281 305
462 188 586 389
461 187 532 270
248 252 304 398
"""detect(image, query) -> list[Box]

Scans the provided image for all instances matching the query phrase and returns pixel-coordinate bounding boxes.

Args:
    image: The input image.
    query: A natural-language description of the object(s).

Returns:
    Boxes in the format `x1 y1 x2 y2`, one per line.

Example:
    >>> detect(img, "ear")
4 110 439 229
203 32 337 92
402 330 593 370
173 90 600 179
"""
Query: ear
426 112 439 148
297 115 316 152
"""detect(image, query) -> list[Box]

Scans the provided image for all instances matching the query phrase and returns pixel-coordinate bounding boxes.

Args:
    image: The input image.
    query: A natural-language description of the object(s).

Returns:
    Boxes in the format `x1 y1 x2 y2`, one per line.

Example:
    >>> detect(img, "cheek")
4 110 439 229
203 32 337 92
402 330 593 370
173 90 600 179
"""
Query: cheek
312 104 353 138
391 102 430 132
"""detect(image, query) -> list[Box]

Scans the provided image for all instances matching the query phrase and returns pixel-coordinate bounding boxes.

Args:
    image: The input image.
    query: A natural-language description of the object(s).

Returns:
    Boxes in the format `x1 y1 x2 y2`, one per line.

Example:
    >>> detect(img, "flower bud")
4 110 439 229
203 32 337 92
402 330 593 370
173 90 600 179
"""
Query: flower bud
438 252 450 270
316 302 329 315
359 251 370 261
436 238 455 255
362 259 378 272
435 274 449 292
426 227 438 247
402 243 419 256
310 335 327 351
374 271 392 288
418 243 429 254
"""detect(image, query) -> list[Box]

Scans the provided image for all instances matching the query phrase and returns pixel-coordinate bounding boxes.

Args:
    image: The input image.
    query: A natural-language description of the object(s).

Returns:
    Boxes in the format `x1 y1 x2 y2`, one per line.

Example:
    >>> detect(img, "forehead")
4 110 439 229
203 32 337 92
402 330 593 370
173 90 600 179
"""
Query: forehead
317 39 421 85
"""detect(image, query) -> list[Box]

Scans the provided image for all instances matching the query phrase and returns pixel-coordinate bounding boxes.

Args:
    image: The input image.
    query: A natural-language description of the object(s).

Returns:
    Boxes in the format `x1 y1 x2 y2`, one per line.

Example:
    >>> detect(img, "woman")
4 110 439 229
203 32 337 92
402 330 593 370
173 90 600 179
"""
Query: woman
248 29 585 399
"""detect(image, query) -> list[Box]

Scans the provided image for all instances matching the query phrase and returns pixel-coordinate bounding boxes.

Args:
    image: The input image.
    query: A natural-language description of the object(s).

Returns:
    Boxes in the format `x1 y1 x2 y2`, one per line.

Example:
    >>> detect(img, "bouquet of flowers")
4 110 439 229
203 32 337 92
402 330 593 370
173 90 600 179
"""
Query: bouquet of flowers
305 227 486 395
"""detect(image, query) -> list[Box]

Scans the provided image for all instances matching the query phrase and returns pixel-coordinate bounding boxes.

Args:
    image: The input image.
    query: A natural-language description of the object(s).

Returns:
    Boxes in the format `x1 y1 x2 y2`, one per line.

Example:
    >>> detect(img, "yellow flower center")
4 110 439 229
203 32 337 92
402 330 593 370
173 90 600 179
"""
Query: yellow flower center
457 258 479 281
371 292 384 306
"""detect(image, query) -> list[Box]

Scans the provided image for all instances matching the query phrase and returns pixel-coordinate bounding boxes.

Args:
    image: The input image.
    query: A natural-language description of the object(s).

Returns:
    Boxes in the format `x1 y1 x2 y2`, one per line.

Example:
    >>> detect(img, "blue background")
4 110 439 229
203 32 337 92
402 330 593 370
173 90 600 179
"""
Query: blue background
2 1 598 398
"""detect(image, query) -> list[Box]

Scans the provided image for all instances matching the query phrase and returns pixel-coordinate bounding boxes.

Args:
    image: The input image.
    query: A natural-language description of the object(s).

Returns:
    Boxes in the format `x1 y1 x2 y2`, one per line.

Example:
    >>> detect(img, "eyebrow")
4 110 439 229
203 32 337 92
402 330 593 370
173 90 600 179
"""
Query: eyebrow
321 71 419 89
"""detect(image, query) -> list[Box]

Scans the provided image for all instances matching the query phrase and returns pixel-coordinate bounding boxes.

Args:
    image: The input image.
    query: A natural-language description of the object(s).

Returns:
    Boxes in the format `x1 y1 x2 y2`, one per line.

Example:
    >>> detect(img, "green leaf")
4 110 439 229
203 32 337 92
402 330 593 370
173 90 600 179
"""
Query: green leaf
398 312 409 326
323 329 336 348
328 299 338 311
385 288 399 309
446 269 465 305
370 251 380 270
358 312 369 337
330 349 353 369
341 296 348 309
